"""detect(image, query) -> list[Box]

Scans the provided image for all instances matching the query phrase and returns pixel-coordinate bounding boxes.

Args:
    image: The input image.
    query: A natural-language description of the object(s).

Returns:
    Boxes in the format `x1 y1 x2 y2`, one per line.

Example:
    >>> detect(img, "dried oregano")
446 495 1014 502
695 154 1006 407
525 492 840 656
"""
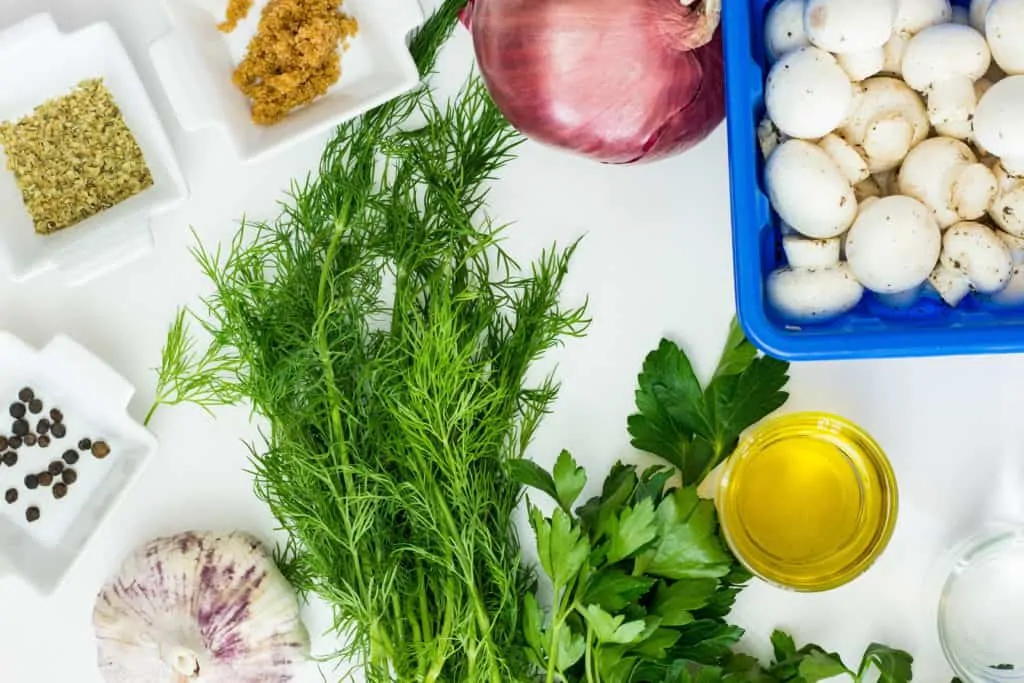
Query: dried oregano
0 78 153 234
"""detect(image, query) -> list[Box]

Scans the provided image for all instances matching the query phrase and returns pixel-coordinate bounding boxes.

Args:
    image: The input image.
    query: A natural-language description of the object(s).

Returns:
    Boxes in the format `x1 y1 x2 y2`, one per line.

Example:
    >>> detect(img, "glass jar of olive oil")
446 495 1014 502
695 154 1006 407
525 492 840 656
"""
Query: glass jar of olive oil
714 412 898 592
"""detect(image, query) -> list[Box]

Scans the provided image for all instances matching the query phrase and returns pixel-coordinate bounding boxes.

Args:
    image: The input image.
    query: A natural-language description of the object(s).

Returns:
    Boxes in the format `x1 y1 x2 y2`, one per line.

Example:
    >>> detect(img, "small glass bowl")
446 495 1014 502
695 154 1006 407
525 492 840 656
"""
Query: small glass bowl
939 526 1024 681
714 412 899 592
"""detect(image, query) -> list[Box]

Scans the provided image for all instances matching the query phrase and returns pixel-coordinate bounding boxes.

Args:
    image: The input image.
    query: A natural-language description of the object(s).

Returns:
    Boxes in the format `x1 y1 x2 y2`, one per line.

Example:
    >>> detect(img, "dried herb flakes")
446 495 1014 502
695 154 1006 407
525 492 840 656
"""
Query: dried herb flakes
0 78 154 234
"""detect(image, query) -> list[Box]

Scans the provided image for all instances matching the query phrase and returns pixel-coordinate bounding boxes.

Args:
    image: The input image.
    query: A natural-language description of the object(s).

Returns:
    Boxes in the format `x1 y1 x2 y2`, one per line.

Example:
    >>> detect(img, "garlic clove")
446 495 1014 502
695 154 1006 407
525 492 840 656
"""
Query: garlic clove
93 530 309 683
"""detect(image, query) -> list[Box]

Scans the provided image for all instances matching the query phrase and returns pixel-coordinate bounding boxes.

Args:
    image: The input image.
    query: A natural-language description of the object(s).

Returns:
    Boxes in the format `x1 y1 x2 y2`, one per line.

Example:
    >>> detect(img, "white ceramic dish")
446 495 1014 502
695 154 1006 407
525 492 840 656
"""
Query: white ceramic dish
150 0 424 163
0 14 187 286
0 333 157 596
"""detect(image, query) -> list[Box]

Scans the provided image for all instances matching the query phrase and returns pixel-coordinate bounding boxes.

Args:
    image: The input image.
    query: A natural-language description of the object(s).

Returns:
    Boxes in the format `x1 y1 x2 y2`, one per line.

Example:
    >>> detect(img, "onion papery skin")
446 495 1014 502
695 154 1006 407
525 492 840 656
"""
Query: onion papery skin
468 0 725 164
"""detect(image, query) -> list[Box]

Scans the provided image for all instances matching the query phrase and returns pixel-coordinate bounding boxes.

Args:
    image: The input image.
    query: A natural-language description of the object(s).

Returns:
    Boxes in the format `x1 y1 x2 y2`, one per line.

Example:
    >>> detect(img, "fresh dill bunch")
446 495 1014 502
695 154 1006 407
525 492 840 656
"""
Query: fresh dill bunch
148 2 590 681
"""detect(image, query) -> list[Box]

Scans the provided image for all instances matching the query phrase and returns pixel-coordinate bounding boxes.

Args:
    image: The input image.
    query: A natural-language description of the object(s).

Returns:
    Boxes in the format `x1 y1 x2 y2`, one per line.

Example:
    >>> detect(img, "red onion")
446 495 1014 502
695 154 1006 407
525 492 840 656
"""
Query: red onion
463 0 724 164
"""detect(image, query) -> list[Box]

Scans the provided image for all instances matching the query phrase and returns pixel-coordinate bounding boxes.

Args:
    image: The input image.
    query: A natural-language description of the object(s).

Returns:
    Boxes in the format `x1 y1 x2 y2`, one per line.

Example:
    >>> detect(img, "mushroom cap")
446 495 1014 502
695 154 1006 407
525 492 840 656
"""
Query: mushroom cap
767 264 864 322
765 47 853 139
805 0 896 53
901 24 991 91
766 0 810 62
845 195 941 292
988 163 1024 236
974 75 1024 164
837 47 885 81
941 221 1014 293
765 139 859 239
893 0 952 35
986 0 1024 74
987 265 1024 305
897 136 981 228
817 133 870 184
929 262 972 306
840 76 928 172
971 0 996 31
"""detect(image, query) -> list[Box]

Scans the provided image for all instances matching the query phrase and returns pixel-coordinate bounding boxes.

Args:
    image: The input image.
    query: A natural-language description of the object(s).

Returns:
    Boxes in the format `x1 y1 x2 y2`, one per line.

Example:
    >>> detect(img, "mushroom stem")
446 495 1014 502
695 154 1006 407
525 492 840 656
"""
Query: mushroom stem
927 77 977 136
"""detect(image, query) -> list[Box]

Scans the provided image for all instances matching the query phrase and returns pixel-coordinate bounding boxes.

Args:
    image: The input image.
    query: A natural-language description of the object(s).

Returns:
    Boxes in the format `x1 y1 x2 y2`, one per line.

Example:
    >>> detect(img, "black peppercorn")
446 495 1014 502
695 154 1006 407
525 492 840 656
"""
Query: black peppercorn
27 398 42 414
36 419 49 434
47 461 63 475
37 472 52 487
37 435 49 448
24 473 37 489
52 483 67 499
12 420 28 437
91 441 111 459
62 469 77 485
77 438 91 450
4 488 16 504
23 434 36 447
62 449 79 465
0 436 9 451
49 408 62 423
9 436 23 449
51 422 66 439
25 506 39 522
2 452 16 467
9 403 24 419
18 387 33 402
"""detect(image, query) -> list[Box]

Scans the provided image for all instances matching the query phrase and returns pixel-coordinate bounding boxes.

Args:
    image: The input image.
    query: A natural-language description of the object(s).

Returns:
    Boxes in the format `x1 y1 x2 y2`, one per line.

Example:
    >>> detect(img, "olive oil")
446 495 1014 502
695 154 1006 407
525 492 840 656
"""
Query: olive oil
715 412 897 591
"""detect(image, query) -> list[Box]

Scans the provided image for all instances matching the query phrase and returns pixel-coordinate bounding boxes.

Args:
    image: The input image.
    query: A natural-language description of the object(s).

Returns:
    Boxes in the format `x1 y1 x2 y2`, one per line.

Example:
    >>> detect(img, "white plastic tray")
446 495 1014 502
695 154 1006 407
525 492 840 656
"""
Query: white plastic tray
0 333 157 596
0 14 187 286
150 0 424 162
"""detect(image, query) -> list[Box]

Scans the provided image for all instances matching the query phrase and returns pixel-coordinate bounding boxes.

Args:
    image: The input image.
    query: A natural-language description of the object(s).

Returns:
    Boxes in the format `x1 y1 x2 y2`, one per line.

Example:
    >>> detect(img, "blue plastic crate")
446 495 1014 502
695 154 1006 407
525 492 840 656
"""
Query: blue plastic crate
722 0 1024 361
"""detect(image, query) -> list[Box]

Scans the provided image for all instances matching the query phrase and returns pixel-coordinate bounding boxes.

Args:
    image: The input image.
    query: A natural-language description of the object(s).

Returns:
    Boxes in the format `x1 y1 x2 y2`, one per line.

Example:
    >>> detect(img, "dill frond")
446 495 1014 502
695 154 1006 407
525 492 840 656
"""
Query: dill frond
148 2 589 681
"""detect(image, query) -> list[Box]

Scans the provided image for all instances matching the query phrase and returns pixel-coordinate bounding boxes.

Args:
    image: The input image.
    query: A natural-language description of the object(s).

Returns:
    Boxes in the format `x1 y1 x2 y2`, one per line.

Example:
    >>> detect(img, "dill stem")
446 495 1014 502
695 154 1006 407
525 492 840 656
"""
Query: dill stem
142 399 159 428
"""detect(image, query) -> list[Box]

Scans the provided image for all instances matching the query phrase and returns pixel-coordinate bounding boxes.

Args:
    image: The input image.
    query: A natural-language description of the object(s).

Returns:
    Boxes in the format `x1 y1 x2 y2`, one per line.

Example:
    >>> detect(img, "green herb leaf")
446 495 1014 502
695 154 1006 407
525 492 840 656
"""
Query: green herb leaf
798 649 851 681
653 579 718 625
704 355 789 456
674 620 746 665
638 487 732 580
511 459 560 504
552 449 587 511
713 319 759 380
553 624 586 670
631 627 684 659
522 593 546 658
548 506 590 588
771 630 797 663
579 462 639 538
580 604 648 644
858 643 913 683
606 497 659 563
582 569 656 612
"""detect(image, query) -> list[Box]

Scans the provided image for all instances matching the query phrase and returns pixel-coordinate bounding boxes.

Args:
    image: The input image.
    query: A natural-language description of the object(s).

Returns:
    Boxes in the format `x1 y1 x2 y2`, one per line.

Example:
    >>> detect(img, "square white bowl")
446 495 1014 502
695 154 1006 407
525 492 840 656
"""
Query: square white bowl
150 0 424 163
0 14 187 286
0 333 157 596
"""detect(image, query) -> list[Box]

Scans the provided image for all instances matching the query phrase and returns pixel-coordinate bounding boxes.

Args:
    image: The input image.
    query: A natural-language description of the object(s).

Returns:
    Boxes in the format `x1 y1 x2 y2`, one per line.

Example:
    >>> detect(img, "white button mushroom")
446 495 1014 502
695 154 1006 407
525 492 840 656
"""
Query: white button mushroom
845 195 941 293
971 0 996 31
837 49 886 82
988 164 1024 236
929 262 973 306
987 266 1024 305
973 75 1024 176
817 133 870 184
940 221 1014 293
881 0 952 77
767 264 864 322
765 47 854 139
805 0 896 80
897 136 998 229
765 139 858 239
997 229 1024 264
901 24 991 140
985 0 1024 75
765 0 810 63
839 77 928 173
782 233 842 268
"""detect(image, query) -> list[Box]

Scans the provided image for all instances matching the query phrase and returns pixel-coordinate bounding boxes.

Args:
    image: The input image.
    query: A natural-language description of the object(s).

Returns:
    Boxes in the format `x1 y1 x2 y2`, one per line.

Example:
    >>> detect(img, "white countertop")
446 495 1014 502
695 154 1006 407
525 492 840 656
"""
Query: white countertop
0 0 1015 681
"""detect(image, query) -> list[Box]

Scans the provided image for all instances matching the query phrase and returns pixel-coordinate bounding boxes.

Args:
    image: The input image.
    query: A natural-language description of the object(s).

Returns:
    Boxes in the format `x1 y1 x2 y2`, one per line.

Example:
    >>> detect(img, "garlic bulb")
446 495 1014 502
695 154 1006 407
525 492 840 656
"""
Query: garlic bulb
93 530 309 682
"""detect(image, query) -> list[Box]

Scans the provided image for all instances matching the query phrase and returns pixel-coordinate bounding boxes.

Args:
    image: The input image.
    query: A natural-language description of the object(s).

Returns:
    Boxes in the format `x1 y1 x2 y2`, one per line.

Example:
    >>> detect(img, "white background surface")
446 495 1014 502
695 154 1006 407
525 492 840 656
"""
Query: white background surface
0 1 1015 681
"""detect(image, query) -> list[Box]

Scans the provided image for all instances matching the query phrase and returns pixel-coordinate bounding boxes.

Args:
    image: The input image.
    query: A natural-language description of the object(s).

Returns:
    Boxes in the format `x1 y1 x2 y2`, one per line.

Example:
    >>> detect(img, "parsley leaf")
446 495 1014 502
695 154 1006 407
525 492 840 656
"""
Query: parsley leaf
512 459 560 503
770 630 797 663
552 449 588 511
606 497 659 563
797 648 850 681
580 604 647 644
582 569 656 612
638 487 732 580
857 643 913 683
627 319 790 485
652 579 718 625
